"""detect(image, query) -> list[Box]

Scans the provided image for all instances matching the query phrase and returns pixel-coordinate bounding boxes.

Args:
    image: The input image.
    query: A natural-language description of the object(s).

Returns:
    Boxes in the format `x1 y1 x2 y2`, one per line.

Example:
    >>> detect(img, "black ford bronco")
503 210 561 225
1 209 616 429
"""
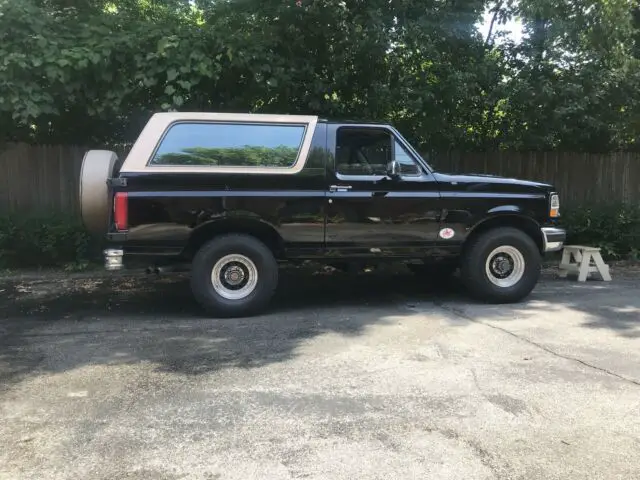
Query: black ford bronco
79 112 565 317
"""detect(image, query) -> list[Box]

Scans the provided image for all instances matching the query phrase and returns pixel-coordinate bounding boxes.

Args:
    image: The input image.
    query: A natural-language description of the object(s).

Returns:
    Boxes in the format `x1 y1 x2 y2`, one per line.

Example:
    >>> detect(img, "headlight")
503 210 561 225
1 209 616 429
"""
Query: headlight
549 193 560 218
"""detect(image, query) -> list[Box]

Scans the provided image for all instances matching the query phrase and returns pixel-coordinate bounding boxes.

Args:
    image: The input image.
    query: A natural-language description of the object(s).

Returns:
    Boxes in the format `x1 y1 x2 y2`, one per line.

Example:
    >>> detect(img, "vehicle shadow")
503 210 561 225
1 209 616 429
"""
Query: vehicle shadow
0 266 461 319
2 266 636 390
0 267 463 387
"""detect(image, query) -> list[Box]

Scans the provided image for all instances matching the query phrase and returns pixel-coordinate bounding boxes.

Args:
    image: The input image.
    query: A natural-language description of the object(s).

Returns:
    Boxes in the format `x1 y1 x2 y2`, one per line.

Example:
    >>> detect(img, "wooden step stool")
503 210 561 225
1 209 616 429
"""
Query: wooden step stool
558 245 612 282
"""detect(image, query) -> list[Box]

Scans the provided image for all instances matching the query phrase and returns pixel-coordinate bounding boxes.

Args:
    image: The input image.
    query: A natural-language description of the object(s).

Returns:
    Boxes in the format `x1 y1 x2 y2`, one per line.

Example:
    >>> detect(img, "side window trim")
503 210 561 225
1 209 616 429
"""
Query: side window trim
148 120 307 168
334 125 393 178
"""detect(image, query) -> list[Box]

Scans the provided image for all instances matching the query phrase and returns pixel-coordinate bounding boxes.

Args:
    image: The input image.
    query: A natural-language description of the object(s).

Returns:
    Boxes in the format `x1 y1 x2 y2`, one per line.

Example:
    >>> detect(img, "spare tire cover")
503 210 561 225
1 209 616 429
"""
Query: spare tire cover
79 150 118 235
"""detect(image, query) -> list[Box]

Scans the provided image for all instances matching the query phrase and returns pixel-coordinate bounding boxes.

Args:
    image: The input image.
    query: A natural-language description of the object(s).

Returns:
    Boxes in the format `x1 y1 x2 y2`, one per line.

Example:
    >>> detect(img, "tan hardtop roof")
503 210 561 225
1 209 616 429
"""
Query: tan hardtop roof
119 111 319 174
148 112 389 126
147 112 319 123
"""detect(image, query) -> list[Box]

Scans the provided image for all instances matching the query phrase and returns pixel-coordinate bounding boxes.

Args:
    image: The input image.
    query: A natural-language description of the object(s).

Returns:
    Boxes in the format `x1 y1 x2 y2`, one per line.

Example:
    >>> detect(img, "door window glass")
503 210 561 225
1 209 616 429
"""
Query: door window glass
335 128 390 176
335 127 421 176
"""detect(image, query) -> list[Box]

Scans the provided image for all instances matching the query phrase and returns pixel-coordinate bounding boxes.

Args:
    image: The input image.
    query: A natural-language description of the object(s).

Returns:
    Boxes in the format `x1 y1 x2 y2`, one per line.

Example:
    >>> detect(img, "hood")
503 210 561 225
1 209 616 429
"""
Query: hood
433 172 555 194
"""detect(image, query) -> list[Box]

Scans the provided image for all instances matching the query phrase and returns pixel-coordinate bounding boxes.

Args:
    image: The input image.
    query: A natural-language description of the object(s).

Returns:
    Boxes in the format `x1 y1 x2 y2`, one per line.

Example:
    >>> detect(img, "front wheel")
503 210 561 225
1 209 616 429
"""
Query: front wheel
190 234 279 317
461 227 541 304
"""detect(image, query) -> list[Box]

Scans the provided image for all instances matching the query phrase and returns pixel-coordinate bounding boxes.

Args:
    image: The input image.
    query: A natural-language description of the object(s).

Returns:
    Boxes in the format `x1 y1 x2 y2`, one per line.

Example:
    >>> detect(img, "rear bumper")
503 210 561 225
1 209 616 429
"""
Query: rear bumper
541 227 566 252
103 246 186 272
104 248 124 271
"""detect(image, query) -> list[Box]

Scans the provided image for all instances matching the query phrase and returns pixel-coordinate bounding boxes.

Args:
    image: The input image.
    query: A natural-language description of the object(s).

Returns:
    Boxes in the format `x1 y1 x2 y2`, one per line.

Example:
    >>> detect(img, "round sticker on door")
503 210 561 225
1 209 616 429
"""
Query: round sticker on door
439 228 455 240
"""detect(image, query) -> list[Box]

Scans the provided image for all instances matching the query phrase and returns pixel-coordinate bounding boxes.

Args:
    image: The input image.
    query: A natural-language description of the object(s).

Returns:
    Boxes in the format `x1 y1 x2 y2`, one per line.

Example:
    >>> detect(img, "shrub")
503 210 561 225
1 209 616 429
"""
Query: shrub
561 203 640 259
0 213 100 270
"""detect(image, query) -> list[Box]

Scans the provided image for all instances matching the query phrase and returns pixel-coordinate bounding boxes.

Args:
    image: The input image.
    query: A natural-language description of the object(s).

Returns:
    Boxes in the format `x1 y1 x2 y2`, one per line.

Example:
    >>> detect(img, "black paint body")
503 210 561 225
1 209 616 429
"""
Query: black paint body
109 121 559 263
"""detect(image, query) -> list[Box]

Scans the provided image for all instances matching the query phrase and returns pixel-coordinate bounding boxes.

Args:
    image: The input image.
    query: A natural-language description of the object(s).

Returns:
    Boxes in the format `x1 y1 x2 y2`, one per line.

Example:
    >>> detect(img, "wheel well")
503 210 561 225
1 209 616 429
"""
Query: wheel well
183 219 284 260
463 215 543 253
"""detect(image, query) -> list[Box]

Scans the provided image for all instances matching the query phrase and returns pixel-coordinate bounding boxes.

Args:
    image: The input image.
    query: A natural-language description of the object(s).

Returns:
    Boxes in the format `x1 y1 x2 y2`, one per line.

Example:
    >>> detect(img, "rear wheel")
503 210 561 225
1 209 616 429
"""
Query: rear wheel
190 234 279 317
461 227 541 303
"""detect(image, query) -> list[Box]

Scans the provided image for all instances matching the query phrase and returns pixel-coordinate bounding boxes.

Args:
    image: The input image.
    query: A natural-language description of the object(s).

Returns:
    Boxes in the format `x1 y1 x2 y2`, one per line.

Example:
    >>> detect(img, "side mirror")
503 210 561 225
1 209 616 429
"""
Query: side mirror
387 160 401 179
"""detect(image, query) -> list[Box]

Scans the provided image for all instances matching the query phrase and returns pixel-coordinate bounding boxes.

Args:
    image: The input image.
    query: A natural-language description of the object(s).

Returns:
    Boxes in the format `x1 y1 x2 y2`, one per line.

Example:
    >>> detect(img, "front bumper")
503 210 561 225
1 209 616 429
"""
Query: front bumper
541 227 566 252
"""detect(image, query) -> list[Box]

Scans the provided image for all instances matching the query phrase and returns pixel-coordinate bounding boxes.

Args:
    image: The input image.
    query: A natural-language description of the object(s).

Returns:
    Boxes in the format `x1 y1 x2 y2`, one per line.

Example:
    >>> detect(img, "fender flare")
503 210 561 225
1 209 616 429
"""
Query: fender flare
465 211 544 252
184 216 285 258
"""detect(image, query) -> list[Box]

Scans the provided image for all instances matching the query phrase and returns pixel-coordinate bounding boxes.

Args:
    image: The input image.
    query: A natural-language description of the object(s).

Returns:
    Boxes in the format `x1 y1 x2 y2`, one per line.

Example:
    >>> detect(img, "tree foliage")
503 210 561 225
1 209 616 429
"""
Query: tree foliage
0 0 638 151
485 0 640 151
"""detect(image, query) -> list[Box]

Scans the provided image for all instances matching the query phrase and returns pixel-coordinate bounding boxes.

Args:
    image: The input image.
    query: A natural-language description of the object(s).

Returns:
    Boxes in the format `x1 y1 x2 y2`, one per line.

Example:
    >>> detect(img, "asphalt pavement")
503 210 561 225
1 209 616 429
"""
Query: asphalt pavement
1 266 639 480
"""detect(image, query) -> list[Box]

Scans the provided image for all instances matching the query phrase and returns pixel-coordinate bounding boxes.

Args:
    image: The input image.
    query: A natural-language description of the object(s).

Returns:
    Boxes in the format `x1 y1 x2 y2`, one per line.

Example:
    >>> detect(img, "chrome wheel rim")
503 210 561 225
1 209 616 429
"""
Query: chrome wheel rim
485 246 525 288
211 254 258 300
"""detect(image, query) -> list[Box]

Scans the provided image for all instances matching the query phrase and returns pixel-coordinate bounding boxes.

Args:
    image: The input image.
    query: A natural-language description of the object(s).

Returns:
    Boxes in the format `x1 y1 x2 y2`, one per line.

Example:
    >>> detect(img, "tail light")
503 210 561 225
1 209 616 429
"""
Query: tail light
113 192 128 231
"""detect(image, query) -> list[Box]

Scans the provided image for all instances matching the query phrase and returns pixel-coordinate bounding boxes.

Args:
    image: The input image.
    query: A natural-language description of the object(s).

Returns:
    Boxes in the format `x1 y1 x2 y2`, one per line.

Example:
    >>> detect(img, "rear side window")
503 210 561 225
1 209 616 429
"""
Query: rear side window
149 122 306 168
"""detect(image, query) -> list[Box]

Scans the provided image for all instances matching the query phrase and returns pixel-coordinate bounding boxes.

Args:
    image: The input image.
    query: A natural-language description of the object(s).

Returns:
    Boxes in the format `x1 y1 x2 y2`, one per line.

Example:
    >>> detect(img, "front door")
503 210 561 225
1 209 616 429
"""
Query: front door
324 124 442 257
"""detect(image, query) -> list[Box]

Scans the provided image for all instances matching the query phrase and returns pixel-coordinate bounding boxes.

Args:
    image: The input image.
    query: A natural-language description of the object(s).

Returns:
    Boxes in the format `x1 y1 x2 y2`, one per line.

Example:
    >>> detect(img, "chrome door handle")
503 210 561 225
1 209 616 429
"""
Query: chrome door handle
329 185 352 192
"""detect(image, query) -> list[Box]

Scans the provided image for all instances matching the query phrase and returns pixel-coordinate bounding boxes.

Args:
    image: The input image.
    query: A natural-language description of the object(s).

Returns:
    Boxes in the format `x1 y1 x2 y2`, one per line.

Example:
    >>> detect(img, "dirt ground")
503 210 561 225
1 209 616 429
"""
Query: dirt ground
1 264 639 480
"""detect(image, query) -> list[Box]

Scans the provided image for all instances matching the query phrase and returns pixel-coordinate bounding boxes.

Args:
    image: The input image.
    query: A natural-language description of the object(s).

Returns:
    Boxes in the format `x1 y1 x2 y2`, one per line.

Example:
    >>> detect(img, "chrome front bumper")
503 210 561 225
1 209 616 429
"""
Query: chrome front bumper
541 227 566 253
104 248 124 271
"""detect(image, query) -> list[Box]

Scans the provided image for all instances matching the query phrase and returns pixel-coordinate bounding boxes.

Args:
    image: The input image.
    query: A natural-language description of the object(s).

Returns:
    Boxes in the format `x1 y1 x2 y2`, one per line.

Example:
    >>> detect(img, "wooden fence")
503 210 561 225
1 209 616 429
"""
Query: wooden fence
0 143 88 215
1 143 639 214
0 143 128 215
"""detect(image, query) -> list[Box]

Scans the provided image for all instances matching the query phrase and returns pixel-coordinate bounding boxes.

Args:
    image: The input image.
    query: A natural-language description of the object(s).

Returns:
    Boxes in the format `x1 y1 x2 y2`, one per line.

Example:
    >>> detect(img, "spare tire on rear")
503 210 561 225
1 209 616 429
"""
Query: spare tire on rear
79 150 118 235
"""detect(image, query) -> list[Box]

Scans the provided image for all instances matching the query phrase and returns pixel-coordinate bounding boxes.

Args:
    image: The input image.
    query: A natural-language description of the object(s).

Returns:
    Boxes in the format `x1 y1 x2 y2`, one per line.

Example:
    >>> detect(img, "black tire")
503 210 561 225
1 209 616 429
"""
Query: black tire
460 227 541 304
190 234 279 317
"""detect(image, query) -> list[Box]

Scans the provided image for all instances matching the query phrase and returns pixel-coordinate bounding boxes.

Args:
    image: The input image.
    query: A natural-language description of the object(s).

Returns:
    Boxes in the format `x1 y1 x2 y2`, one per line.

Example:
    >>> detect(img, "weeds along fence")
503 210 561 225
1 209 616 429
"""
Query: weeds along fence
1 143 639 215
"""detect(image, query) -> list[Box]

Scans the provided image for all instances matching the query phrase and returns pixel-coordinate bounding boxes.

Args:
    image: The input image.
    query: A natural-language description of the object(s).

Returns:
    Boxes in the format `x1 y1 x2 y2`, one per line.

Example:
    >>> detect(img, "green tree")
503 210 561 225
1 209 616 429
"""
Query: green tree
0 0 639 151
484 0 640 151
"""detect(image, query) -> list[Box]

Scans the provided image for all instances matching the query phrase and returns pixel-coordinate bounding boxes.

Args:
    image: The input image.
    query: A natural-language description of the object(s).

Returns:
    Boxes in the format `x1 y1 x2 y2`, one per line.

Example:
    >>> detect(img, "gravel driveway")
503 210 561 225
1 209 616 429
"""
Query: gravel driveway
1 266 639 480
